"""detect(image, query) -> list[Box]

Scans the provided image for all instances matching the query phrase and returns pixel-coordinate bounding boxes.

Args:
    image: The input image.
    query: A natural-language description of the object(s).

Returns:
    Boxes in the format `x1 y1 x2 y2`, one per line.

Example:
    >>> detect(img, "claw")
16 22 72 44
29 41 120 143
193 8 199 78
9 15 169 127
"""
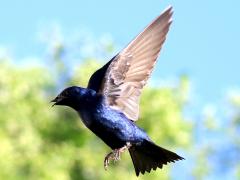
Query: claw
104 152 112 170
103 142 132 170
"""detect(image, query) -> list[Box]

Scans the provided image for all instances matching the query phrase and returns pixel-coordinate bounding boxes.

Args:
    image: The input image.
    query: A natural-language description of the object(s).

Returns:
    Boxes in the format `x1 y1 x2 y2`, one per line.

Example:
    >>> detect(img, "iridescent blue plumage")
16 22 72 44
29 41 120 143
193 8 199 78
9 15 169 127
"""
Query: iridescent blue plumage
54 86 150 149
76 89 150 149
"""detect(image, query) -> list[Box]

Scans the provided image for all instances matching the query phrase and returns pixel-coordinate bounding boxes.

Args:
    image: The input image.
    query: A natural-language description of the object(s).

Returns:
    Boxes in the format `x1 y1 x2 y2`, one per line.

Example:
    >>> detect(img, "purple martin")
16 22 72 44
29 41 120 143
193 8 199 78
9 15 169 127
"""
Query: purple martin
51 6 184 176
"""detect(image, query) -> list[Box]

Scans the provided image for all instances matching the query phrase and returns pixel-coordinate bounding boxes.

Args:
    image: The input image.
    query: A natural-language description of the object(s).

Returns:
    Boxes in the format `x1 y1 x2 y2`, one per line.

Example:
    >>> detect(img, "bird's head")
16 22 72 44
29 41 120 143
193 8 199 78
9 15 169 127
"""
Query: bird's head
51 86 84 110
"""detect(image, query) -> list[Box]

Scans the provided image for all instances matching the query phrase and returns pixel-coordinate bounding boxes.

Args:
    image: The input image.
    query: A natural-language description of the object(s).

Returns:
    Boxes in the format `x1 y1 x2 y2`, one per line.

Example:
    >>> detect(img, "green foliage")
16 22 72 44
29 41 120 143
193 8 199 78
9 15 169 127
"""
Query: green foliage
0 44 191 180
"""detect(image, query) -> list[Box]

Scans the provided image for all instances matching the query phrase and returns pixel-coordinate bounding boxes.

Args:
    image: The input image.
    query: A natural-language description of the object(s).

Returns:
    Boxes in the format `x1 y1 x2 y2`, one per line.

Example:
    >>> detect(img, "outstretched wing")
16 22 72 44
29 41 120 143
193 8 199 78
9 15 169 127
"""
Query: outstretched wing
88 6 173 121
87 56 115 92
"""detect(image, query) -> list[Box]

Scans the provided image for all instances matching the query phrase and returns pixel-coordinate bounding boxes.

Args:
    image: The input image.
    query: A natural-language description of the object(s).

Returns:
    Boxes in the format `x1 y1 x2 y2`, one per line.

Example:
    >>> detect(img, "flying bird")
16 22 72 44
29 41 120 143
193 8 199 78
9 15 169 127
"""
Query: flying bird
51 6 184 176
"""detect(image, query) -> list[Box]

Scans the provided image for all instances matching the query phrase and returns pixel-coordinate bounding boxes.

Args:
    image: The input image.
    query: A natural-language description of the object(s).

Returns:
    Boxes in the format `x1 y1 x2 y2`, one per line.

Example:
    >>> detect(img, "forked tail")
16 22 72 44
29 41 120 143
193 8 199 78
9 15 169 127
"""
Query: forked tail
129 140 184 176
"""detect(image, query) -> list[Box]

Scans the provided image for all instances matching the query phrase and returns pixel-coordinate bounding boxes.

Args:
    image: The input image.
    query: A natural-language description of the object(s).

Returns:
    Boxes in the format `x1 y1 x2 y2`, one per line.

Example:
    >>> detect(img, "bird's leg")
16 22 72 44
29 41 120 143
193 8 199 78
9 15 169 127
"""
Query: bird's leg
104 142 132 170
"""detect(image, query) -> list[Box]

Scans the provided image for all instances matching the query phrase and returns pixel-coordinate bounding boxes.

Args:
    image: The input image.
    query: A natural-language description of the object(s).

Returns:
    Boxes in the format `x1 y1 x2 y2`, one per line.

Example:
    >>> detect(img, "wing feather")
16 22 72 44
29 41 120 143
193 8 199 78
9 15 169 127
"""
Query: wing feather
100 6 173 121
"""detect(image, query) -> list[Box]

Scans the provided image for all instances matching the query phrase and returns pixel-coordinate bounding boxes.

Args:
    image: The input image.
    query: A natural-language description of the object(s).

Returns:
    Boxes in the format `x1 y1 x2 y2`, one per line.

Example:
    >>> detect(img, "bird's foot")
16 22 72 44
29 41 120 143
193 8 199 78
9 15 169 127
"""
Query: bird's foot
104 142 131 170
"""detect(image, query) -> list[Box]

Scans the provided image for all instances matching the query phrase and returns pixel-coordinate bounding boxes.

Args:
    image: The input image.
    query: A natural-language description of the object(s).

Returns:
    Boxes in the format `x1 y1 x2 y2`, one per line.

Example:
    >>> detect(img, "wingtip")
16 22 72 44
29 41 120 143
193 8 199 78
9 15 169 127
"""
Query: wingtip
162 5 174 16
164 5 173 12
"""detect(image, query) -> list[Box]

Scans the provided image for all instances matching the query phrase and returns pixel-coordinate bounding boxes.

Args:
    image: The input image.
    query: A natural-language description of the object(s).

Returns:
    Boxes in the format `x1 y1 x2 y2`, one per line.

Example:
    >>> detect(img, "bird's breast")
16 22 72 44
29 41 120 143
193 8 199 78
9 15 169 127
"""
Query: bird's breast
78 104 142 149
78 110 94 128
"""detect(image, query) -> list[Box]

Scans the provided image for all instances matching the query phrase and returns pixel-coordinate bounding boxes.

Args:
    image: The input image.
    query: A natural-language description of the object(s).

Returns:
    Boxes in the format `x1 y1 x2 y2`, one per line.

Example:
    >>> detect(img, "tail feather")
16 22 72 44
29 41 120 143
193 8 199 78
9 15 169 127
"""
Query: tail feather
129 140 184 176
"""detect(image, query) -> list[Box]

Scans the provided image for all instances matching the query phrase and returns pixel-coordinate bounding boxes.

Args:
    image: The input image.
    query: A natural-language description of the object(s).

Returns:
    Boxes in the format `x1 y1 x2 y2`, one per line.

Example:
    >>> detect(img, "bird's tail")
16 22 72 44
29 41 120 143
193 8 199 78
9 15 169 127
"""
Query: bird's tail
129 140 184 176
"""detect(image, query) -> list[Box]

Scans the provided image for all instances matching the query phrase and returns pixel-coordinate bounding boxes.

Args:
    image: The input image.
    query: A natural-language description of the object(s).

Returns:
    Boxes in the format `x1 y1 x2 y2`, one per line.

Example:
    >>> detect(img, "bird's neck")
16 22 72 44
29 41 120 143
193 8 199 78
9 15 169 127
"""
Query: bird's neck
75 89 104 128
72 88 100 111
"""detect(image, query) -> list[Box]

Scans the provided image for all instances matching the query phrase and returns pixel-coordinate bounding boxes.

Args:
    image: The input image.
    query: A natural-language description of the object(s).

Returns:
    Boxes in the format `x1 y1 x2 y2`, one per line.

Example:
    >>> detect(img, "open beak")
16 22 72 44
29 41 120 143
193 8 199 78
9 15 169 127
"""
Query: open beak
50 97 58 107
50 96 64 107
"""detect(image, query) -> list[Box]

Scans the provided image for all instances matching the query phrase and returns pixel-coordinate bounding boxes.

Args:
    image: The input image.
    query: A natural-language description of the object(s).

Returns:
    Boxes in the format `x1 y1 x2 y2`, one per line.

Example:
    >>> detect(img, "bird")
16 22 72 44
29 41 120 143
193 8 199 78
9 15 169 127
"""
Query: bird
51 6 184 176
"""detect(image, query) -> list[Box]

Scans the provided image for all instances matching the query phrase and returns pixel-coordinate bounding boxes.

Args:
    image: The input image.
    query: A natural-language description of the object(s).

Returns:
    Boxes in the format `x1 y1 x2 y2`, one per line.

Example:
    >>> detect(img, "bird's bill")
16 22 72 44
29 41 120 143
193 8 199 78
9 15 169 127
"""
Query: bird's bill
50 96 65 107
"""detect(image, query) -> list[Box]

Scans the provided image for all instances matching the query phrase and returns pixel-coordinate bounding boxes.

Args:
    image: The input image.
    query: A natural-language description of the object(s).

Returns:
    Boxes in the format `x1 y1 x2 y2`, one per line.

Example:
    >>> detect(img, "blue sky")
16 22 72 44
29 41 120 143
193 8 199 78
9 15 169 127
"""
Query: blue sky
0 0 239 107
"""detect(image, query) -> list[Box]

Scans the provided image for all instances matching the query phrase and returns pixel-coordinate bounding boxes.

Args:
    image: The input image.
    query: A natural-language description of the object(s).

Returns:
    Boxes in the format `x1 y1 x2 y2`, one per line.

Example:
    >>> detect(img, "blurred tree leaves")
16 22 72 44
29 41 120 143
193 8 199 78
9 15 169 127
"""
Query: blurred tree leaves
2 29 240 179
0 37 191 180
2 31 240 179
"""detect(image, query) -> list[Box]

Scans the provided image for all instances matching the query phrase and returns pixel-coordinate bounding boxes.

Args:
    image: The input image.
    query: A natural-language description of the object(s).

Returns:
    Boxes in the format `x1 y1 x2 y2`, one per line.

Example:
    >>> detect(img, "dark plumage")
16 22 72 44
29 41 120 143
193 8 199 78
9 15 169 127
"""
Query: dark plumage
51 6 184 176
